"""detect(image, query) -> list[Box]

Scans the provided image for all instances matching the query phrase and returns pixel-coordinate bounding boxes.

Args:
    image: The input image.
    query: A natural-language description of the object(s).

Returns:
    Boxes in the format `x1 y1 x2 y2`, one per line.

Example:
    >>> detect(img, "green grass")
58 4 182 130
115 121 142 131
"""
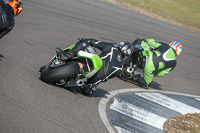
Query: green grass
188 113 200 133
112 0 200 31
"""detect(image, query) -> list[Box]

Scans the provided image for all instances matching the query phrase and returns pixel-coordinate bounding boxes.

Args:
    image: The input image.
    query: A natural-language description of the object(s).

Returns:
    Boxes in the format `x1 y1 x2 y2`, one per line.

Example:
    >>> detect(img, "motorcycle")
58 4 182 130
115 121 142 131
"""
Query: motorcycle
39 44 102 94
40 41 146 93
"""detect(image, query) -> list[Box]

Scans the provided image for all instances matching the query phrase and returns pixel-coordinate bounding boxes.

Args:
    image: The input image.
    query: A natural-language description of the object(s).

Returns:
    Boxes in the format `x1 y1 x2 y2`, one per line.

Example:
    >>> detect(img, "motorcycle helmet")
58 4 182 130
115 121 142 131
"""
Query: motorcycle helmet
7 0 23 16
117 41 133 56
169 41 182 56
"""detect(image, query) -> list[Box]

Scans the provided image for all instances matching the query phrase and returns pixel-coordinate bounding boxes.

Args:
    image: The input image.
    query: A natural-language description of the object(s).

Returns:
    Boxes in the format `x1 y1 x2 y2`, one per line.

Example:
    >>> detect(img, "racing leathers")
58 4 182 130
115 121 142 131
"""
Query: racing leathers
122 38 177 89
61 38 124 95
0 0 15 39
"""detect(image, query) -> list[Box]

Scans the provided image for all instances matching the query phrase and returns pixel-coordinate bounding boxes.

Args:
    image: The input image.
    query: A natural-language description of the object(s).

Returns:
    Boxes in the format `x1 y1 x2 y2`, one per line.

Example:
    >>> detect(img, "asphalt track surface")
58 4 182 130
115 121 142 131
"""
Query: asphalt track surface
0 0 200 133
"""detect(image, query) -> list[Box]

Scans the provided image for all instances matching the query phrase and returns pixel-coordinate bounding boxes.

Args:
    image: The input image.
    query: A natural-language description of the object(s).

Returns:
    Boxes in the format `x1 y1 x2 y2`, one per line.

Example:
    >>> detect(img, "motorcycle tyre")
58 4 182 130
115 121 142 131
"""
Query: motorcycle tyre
40 62 79 83
39 65 46 72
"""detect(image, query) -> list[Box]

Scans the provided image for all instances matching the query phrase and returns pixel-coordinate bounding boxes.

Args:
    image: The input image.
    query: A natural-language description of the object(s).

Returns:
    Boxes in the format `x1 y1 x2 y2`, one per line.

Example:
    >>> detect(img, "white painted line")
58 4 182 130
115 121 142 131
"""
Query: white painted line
114 126 133 133
98 89 121 133
136 93 200 114
110 98 167 130
196 98 200 101
98 88 200 133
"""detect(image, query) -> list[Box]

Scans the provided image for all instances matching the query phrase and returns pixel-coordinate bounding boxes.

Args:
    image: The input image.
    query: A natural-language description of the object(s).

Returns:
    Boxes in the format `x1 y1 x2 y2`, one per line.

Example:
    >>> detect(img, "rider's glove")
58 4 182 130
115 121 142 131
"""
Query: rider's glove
132 38 142 46
132 38 147 46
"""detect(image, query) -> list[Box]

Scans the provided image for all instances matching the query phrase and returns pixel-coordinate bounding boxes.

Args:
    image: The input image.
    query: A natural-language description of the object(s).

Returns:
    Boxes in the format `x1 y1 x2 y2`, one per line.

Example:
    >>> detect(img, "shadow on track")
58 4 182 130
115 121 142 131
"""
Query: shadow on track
41 81 109 98
62 86 109 98
150 81 162 90
0 54 4 61
118 76 162 90
62 81 162 97
90 88 109 98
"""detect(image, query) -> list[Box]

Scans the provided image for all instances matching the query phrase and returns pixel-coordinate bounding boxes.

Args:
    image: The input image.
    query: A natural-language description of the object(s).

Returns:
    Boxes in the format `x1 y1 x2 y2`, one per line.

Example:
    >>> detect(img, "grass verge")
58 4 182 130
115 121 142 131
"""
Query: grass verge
163 113 200 133
107 0 200 32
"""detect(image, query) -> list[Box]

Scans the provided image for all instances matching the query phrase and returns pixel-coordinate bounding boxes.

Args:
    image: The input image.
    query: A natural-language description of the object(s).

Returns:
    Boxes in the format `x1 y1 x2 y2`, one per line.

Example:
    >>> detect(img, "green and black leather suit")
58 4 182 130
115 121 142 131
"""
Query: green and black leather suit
124 39 177 88
60 38 124 95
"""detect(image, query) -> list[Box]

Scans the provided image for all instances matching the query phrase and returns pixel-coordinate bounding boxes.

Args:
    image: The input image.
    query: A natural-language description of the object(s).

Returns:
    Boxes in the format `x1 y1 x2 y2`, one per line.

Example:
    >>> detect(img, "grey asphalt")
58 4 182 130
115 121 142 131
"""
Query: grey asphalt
0 0 200 133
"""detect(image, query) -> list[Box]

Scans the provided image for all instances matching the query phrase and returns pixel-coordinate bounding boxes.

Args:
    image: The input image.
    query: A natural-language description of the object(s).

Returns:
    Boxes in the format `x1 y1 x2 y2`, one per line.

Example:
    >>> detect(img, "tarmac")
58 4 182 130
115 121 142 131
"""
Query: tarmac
0 0 200 133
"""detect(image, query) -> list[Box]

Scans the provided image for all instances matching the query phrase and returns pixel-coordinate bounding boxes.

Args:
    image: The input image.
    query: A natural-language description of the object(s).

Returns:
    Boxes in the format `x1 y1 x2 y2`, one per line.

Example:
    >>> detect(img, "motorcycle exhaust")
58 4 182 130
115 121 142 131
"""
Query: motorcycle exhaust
65 79 85 87
76 79 85 87
126 66 134 73
121 66 134 77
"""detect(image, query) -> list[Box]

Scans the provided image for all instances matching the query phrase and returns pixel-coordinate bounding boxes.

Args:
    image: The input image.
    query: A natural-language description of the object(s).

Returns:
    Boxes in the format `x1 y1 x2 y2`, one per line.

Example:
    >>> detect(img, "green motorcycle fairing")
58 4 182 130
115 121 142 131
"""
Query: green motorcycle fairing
77 50 103 78
63 43 76 51
62 43 103 79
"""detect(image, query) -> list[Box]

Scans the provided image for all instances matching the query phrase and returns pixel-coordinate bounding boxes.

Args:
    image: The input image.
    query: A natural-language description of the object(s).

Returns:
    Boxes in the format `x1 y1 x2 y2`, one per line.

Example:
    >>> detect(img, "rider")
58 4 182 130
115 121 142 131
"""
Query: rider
120 38 182 89
0 0 23 39
56 38 133 95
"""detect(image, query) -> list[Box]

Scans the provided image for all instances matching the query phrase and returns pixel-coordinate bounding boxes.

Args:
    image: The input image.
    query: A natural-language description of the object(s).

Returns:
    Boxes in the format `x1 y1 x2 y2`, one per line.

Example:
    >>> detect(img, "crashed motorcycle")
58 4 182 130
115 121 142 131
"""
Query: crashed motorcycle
39 44 102 94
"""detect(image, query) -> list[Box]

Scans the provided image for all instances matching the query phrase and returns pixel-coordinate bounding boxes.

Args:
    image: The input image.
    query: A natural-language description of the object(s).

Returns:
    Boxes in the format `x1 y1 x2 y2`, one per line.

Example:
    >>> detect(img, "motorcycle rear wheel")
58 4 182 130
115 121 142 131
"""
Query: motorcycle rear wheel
40 61 79 83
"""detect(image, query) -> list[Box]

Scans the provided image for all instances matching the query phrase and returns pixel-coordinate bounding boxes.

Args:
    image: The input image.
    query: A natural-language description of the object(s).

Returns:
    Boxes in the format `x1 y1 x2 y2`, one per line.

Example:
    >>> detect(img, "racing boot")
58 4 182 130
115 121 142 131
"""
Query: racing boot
80 85 97 96
135 76 149 89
